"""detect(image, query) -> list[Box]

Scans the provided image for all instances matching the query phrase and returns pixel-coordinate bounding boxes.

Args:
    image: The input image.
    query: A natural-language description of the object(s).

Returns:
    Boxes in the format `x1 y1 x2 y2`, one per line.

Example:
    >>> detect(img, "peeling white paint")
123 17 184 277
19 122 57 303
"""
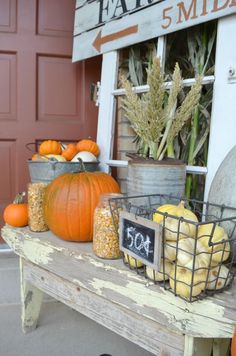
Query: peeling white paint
86 257 146 282
72 279 87 290
89 278 233 337
19 239 54 266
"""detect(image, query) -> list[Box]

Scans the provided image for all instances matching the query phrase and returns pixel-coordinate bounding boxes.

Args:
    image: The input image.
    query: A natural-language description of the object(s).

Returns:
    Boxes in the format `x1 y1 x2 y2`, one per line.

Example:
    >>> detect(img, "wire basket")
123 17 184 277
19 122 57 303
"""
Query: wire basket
109 194 236 302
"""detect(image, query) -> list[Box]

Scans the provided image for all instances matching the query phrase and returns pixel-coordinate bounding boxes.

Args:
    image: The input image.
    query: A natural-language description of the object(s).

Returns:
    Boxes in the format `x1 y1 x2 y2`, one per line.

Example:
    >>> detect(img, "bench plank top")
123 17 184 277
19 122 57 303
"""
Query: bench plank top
2 225 236 341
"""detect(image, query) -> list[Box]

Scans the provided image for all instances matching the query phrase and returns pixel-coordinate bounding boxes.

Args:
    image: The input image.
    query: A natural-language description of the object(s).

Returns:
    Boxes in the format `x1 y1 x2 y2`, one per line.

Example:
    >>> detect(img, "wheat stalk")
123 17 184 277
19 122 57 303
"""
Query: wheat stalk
121 57 202 160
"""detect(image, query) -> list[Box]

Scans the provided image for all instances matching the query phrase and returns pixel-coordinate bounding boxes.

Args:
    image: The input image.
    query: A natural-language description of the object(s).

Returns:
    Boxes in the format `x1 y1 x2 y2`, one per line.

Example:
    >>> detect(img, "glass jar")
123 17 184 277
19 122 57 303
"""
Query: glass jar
93 193 123 259
28 182 49 232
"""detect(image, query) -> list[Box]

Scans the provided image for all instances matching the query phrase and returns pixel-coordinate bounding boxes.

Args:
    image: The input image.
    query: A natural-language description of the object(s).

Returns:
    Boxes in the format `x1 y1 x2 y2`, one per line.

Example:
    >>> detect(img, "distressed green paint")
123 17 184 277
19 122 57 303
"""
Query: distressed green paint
89 278 234 337
19 239 54 266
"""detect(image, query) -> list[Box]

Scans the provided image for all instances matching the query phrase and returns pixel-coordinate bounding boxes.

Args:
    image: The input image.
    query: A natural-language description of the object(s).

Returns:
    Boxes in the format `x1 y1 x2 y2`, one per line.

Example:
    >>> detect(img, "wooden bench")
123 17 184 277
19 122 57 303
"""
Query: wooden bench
2 225 236 356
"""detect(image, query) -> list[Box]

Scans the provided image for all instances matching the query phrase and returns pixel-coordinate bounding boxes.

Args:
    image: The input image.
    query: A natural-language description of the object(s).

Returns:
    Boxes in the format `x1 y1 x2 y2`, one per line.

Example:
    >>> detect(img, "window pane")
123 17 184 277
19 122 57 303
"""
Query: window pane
165 20 217 78
118 40 157 87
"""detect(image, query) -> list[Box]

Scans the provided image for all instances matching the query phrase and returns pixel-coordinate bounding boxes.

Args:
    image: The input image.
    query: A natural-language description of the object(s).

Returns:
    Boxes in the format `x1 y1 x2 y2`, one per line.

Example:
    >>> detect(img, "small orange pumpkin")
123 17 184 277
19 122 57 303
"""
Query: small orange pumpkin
39 140 62 156
44 172 120 241
76 139 100 157
3 193 28 227
61 143 78 161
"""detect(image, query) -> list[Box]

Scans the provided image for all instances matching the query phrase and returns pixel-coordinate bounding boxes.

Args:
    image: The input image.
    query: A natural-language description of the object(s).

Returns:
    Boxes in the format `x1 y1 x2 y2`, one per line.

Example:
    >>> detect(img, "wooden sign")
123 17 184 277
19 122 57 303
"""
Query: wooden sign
73 0 236 61
119 211 162 269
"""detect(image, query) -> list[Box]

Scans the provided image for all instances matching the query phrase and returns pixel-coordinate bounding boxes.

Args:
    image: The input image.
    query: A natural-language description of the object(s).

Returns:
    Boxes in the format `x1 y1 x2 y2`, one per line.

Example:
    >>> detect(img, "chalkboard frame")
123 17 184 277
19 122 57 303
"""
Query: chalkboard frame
119 211 162 270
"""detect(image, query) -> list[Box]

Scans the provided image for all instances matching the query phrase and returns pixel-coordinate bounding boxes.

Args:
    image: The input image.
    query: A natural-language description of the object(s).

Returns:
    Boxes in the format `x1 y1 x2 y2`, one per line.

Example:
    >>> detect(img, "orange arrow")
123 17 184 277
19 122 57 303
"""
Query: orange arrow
92 25 138 52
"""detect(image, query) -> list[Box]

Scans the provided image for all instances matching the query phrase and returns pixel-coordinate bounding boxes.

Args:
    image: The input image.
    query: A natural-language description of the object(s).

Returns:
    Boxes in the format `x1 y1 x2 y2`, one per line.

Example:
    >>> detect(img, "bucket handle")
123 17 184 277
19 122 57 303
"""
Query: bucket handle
26 142 38 152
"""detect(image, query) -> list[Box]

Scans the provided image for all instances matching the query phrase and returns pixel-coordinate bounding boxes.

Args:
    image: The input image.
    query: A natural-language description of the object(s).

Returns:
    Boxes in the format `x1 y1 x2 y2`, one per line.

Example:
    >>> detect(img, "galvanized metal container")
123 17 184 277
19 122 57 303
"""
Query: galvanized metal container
28 160 100 184
127 159 186 198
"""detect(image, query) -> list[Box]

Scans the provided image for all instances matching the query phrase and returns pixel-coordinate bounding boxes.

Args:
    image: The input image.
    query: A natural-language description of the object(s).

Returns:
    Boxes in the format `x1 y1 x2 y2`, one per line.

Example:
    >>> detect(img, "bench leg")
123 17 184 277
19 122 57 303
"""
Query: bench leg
184 336 213 356
20 257 43 333
213 339 230 356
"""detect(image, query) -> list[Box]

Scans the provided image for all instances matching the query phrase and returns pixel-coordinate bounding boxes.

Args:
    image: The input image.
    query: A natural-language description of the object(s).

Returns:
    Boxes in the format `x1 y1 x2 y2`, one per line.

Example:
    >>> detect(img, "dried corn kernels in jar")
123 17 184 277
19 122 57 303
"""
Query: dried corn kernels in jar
93 193 122 259
28 182 49 232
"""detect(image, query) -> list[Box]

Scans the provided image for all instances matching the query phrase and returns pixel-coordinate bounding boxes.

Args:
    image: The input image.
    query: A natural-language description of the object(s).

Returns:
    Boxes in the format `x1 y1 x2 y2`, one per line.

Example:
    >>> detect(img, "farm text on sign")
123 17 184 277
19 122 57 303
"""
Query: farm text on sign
73 0 236 61
97 0 156 24
97 0 236 26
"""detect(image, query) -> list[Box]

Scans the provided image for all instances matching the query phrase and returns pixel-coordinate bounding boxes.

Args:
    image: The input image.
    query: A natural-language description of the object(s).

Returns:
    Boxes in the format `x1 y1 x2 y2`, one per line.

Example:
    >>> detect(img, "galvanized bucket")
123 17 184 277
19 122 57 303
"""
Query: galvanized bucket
127 159 186 199
28 160 100 184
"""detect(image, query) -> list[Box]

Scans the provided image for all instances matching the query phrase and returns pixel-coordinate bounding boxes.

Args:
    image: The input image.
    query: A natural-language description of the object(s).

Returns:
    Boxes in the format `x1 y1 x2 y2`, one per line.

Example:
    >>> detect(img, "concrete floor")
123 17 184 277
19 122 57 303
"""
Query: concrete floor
0 252 154 356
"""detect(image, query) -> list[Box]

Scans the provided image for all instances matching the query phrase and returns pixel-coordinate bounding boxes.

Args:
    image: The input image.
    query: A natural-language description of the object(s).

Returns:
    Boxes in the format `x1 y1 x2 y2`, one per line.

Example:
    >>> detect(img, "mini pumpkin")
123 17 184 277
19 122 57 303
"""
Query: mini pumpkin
61 143 78 161
3 192 28 227
76 139 100 157
39 140 62 155
44 172 120 242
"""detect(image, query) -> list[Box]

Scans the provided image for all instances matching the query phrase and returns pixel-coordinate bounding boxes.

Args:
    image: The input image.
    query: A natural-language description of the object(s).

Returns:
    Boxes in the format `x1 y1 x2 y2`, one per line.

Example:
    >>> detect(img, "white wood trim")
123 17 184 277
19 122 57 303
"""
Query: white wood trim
112 76 215 96
96 51 119 172
156 36 166 68
73 1 236 61
204 14 236 201
106 159 207 174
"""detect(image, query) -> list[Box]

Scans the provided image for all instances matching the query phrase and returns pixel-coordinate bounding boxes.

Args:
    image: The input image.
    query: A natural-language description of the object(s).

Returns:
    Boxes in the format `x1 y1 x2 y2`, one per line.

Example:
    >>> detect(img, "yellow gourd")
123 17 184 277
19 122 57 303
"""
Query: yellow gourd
145 259 172 282
45 154 66 162
124 253 143 268
153 201 198 241
198 224 230 263
169 265 207 299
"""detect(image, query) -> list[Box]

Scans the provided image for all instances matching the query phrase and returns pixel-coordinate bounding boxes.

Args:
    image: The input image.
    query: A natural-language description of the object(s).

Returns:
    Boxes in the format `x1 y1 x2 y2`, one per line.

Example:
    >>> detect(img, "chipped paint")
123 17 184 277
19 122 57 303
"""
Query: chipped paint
3 225 235 339
84 256 146 281
89 278 234 337
18 238 54 265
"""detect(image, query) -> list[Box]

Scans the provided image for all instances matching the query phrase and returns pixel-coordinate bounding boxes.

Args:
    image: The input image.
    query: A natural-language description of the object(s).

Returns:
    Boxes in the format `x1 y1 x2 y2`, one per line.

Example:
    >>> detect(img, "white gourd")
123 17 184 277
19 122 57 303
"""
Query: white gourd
164 241 177 261
169 265 207 299
153 201 198 241
71 151 97 162
176 238 210 270
198 224 230 263
207 265 231 290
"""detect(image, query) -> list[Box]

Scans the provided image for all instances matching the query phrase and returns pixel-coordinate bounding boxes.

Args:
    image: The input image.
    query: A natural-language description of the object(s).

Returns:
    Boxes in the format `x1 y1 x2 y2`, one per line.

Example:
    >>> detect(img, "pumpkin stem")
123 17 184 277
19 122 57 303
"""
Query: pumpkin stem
13 192 26 204
77 157 86 172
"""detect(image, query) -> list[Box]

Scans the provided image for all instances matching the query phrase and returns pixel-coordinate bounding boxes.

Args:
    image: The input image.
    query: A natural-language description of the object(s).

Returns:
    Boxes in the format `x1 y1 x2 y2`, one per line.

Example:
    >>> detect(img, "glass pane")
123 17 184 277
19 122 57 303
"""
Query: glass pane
118 40 157 87
165 20 217 78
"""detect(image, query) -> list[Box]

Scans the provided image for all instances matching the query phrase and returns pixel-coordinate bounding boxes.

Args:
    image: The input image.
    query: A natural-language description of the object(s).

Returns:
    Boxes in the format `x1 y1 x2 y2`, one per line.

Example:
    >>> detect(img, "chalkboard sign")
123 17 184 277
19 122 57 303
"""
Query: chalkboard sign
119 211 162 270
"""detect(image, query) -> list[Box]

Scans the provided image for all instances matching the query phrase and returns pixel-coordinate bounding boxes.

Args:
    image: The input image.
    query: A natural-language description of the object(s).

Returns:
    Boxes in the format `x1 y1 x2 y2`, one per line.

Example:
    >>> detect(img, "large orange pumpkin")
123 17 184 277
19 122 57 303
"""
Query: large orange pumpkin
44 172 120 241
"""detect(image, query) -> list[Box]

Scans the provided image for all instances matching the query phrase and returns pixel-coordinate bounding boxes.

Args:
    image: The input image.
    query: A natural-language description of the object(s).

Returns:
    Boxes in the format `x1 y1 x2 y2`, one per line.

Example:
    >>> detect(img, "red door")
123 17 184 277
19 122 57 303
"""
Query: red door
0 0 101 241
